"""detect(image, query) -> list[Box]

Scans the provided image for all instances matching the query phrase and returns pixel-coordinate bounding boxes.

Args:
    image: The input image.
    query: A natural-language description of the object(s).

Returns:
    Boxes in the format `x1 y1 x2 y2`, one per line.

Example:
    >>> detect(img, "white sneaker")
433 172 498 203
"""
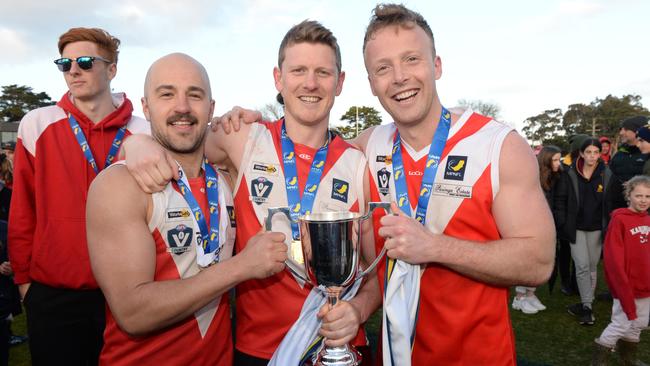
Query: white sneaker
526 295 546 311
512 297 538 314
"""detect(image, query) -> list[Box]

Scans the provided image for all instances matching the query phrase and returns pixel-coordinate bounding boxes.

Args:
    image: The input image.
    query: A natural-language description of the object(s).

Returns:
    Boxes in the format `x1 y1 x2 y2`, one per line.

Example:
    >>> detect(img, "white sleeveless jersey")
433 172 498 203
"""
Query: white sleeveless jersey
148 170 235 336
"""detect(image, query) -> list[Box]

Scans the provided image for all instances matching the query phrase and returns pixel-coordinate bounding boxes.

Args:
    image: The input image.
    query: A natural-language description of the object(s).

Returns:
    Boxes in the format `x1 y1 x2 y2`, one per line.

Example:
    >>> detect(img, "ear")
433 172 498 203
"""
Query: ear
141 97 151 121
273 67 283 93
107 63 117 82
335 71 345 96
433 55 442 81
209 99 215 121
367 74 377 97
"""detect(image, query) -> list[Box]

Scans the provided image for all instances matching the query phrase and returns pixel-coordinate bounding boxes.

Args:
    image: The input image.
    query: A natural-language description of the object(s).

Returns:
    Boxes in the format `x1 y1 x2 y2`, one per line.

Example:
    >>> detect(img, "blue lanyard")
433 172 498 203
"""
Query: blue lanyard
280 121 330 240
391 107 451 224
68 115 126 174
176 160 221 260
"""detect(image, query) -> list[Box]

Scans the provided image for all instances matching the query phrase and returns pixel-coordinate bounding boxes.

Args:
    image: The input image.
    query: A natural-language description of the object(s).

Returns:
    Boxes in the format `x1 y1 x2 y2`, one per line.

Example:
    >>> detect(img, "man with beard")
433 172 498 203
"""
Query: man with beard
86 53 287 365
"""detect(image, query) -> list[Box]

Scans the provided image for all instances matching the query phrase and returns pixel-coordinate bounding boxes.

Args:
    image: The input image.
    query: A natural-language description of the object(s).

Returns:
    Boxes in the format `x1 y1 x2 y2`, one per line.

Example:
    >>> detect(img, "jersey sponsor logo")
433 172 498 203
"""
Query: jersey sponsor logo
227 205 236 227
251 177 273 205
166 208 192 221
331 178 349 203
376 155 392 164
298 153 312 160
167 224 193 254
252 162 278 175
431 183 472 198
444 155 468 181
408 170 423 176
377 168 391 196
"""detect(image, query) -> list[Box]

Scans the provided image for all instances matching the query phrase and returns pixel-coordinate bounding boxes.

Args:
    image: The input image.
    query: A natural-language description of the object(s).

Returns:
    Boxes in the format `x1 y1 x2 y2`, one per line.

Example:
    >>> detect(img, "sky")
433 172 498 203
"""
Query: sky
1 0 649 133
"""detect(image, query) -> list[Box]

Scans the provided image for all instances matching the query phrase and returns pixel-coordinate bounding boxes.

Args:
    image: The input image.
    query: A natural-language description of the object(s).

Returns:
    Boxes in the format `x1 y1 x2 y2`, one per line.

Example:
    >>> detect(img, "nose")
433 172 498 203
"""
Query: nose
303 71 318 91
68 61 82 76
174 95 191 114
392 64 408 85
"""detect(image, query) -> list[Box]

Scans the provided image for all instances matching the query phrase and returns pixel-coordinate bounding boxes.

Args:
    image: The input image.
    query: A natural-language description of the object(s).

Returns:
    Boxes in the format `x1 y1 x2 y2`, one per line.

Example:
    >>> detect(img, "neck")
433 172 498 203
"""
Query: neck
72 91 116 124
396 103 454 151
173 151 205 179
284 118 329 149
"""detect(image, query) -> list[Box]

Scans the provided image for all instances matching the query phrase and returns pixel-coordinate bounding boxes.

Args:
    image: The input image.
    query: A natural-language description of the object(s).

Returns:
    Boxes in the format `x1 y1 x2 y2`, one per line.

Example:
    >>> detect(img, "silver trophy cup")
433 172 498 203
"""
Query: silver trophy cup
265 202 391 366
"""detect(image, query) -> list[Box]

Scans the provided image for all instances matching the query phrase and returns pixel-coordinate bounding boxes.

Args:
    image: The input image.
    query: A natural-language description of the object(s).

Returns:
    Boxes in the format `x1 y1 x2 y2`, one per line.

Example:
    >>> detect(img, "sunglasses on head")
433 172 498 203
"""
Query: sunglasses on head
53 56 112 72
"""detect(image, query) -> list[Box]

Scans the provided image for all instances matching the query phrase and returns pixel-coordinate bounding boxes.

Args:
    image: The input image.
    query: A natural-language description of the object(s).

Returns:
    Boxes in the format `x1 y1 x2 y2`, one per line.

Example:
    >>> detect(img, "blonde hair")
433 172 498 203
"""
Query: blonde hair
624 175 650 202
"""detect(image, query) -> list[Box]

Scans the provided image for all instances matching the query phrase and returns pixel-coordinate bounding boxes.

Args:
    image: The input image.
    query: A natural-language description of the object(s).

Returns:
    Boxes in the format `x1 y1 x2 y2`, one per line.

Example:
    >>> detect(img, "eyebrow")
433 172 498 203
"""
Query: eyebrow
154 85 206 95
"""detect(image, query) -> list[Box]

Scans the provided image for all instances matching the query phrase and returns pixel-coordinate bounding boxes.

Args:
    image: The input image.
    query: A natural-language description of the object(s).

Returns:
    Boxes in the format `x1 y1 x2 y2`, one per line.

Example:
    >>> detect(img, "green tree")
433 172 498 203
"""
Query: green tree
522 108 564 146
457 99 501 119
334 106 382 139
0 84 55 122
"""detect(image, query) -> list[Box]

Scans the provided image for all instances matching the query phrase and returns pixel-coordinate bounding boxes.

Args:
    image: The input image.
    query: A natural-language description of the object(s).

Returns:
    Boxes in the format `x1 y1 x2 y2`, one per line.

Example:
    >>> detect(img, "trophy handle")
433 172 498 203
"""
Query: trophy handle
357 202 393 279
264 207 311 284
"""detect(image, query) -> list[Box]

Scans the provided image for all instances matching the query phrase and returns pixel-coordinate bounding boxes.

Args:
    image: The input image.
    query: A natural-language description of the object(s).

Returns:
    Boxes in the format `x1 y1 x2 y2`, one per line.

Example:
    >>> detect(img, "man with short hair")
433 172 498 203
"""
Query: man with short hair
86 53 287 366
354 4 555 364
123 20 380 366
8 27 148 364
608 116 649 212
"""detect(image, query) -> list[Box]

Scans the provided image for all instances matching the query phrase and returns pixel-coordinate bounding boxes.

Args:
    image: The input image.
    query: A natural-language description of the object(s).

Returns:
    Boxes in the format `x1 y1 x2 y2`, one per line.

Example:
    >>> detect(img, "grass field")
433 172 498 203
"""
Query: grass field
7 275 650 365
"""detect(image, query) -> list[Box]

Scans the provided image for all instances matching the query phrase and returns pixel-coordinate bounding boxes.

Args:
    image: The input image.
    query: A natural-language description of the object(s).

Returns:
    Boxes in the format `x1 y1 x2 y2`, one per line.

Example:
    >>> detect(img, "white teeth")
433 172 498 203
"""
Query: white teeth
394 90 417 101
171 121 192 126
299 96 320 103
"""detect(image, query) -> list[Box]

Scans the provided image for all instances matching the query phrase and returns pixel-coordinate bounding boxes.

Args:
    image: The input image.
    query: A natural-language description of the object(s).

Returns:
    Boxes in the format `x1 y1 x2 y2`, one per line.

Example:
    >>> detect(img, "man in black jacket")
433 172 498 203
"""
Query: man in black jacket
607 116 649 214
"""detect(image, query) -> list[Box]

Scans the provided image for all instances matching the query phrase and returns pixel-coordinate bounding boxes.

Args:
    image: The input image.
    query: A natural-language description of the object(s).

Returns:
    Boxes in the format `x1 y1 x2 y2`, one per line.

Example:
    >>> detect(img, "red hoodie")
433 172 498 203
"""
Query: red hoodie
8 92 149 289
603 208 650 320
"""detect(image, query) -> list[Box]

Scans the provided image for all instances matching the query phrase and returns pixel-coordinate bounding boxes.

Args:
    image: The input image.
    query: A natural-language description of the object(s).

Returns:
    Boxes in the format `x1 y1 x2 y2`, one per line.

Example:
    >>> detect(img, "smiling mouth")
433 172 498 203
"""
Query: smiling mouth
299 96 321 103
169 120 196 126
393 89 418 102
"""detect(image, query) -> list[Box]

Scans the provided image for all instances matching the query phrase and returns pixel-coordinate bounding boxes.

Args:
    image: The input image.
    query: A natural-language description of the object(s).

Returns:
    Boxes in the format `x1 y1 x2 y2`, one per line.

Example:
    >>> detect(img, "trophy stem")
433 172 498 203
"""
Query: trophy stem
314 289 360 366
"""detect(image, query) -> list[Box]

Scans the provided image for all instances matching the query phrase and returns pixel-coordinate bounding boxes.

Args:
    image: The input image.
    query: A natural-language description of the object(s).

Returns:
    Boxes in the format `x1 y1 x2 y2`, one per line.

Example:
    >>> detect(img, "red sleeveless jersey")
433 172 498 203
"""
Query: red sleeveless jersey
100 175 235 365
233 120 368 359
367 110 517 365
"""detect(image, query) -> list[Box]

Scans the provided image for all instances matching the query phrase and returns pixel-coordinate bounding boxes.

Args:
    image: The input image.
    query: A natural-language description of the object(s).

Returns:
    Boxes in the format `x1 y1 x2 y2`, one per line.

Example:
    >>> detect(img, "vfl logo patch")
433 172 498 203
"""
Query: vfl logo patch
444 156 468 181
253 162 278 175
227 206 236 227
251 177 273 205
167 224 193 254
377 168 391 196
166 208 192 221
331 178 349 203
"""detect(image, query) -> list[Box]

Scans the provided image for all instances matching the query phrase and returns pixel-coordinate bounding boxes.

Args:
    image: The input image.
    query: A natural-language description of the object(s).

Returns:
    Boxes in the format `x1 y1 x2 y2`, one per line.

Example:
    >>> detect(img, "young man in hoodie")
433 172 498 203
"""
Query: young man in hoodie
8 28 148 365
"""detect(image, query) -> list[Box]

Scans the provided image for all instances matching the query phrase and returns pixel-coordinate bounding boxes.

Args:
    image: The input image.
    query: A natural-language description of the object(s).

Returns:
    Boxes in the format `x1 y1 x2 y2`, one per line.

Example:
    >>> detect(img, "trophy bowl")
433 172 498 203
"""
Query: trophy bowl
266 203 390 366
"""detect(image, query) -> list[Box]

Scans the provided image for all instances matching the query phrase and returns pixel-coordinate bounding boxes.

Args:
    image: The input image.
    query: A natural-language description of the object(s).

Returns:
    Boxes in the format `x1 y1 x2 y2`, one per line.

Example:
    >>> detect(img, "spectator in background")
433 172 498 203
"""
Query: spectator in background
563 138 611 326
592 175 650 366
607 116 649 213
513 145 566 314
634 125 650 175
558 134 589 296
0 143 13 165
599 136 612 165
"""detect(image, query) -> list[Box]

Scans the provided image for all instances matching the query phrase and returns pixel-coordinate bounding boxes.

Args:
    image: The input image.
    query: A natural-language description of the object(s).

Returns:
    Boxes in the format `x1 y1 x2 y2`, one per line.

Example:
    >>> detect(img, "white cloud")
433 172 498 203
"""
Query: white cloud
0 28 29 62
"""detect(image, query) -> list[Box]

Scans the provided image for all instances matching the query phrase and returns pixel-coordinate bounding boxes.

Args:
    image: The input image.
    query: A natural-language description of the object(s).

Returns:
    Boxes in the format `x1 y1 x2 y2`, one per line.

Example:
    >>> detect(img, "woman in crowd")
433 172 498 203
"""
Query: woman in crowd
512 145 566 314
562 138 611 326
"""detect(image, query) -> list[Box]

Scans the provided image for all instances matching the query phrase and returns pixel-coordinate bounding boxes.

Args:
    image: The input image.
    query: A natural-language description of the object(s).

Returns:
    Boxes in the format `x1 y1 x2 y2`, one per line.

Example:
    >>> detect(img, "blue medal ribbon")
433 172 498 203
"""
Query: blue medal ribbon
176 159 221 264
280 121 330 240
68 114 126 174
390 107 451 224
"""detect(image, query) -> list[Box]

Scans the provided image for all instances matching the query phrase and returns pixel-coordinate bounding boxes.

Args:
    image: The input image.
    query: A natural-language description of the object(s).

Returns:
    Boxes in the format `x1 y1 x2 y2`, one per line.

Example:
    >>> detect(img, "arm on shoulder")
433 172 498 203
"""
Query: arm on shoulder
205 120 252 177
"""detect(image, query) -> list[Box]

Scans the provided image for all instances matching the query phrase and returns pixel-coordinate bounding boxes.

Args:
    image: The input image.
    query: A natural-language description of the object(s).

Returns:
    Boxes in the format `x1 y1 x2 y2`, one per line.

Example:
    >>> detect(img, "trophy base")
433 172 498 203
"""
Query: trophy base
314 344 361 366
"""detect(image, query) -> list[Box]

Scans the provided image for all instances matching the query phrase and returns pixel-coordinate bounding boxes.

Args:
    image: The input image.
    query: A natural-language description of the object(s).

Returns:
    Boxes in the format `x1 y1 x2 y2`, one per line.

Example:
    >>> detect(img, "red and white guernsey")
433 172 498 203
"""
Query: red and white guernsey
367 109 517 365
233 120 367 359
100 171 236 366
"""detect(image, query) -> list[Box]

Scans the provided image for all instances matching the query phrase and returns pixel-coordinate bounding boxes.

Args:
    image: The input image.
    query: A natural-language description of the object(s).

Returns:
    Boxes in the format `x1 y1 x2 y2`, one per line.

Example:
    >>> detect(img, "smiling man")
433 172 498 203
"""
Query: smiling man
86 53 287 366
122 21 381 365
8 27 148 365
